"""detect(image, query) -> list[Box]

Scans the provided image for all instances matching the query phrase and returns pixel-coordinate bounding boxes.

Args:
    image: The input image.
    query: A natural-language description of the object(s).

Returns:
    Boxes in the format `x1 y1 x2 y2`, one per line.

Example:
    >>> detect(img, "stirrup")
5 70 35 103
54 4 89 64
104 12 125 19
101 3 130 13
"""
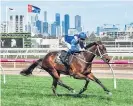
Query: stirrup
65 65 70 71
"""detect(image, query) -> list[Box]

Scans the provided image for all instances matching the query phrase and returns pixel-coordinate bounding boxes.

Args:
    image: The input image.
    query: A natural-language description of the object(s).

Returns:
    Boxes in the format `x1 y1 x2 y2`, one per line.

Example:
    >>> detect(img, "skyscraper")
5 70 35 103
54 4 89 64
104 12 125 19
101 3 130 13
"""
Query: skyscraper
31 16 35 23
43 22 48 33
1 21 8 33
56 26 61 37
44 11 47 22
8 15 24 33
19 15 24 32
55 13 60 26
64 14 69 35
51 22 56 36
25 22 31 33
35 14 38 21
36 20 42 33
43 11 48 34
62 21 65 36
9 15 13 32
96 26 100 35
75 15 82 32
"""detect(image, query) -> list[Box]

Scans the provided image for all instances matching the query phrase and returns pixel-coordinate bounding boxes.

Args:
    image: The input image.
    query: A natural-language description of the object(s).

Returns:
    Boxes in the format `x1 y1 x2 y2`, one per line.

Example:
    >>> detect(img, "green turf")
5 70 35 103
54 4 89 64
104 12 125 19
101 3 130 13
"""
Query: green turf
1 75 133 106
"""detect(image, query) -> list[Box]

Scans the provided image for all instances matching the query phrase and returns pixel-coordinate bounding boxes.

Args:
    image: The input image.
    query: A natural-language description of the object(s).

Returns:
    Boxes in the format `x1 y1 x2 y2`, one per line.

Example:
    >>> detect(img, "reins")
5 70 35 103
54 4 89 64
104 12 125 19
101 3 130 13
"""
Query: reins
73 45 107 64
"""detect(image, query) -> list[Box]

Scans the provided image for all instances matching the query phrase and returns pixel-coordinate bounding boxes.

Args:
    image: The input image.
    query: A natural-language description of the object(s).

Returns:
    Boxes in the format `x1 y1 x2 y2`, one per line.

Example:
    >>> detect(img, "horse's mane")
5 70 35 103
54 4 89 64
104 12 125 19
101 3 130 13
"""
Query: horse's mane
85 42 97 49
96 41 102 44
85 41 102 49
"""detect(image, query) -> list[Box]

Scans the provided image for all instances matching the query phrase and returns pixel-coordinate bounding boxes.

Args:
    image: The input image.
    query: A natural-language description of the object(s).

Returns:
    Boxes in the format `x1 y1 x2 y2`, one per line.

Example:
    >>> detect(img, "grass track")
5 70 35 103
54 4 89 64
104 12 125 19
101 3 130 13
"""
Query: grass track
1 75 133 106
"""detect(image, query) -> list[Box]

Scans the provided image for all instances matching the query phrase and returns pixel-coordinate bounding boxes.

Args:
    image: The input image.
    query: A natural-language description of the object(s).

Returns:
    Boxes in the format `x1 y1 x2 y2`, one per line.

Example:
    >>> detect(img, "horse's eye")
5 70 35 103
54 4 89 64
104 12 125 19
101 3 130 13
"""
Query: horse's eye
104 47 106 51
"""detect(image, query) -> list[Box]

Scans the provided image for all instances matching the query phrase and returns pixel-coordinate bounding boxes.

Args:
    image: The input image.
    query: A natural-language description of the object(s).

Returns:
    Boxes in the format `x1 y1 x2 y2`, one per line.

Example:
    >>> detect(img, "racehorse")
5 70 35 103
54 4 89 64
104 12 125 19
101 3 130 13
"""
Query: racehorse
20 41 112 96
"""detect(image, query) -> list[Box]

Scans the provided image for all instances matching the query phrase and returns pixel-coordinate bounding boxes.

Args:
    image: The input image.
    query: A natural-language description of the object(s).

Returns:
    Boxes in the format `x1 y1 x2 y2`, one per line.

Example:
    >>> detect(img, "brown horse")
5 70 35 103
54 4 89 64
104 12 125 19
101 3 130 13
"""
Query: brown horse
20 41 112 96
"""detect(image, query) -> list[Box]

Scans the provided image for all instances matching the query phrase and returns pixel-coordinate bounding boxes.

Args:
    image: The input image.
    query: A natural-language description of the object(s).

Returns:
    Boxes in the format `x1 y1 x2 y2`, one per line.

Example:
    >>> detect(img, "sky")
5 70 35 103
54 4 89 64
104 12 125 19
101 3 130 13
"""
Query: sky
1 0 133 32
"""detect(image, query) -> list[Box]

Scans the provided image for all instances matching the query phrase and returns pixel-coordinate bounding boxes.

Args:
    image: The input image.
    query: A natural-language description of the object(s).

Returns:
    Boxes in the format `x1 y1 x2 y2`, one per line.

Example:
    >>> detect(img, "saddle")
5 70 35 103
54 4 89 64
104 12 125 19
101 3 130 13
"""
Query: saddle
55 50 71 65
55 50 81 65
61 50 70 64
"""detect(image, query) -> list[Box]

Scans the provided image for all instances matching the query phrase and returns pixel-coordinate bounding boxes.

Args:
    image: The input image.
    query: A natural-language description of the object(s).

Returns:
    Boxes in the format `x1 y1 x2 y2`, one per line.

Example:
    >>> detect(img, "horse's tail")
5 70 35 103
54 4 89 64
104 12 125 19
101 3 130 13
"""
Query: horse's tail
20 58 43 76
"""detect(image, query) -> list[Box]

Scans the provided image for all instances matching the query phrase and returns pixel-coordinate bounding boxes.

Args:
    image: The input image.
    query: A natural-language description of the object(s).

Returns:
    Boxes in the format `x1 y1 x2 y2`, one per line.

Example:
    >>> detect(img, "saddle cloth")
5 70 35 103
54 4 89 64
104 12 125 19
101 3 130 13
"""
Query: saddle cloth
55 50 82 65
55 50 70 65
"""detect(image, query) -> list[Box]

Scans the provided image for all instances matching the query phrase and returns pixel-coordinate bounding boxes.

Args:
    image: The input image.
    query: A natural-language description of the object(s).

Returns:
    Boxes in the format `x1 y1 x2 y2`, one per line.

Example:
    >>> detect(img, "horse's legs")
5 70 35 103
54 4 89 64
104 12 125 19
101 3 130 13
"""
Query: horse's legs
73 73 90 94
57 80 75 93
47 70 60 95
49 70 74 93
52 72 61 96
78 80 90 94
52 78 58 96
87 73 112 95
73 73 86 79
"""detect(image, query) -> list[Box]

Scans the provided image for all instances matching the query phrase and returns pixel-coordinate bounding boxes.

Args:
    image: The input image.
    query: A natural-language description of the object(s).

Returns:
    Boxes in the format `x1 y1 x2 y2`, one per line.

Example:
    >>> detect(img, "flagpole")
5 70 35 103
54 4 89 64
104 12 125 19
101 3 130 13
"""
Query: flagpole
27 5 29 33
27 8 28 32
6 6 8 33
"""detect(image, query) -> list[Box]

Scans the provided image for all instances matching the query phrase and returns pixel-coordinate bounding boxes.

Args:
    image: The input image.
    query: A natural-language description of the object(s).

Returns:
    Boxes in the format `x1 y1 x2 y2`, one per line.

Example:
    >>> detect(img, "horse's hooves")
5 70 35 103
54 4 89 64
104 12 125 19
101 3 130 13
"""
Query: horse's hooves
69 88 76 94
71 90 76 94
20 72 27 76
107 92 112 96
53 93 58 96
20 72 32 76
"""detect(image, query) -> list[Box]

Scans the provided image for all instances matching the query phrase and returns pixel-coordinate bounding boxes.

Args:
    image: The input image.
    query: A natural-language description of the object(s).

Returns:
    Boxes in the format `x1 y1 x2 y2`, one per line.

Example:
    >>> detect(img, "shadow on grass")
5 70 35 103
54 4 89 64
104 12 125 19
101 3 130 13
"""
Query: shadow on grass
45 93 112 100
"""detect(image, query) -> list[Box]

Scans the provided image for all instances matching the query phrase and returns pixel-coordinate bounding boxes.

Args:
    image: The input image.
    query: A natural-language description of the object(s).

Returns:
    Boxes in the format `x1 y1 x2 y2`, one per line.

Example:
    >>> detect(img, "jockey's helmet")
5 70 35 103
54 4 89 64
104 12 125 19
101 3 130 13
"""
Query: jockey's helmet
79 32 87 40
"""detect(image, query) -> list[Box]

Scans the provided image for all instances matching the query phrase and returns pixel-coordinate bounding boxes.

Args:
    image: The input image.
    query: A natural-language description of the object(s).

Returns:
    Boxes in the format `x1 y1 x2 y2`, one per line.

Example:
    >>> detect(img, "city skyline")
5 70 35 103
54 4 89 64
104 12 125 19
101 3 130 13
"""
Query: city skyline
1 1 133 32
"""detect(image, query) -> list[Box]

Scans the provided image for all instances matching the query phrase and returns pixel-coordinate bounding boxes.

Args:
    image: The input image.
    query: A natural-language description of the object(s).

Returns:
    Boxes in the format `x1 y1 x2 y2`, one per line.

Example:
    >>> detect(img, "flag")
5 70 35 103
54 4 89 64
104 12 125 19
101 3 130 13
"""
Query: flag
8 8 15 12
28 4 41 13
65 35 74 44
9 8 14 10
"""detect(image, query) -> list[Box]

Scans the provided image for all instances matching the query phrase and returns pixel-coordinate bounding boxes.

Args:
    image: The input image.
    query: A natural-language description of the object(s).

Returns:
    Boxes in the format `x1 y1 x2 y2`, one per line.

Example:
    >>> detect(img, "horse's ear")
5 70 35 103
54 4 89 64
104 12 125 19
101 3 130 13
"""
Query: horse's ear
93 42 98 45
96 41 102 45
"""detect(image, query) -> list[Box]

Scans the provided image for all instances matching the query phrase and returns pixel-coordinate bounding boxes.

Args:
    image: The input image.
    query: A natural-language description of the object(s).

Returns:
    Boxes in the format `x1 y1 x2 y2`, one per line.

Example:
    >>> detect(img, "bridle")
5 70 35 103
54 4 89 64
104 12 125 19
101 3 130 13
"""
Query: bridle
73 44 108 64
94 45 108 59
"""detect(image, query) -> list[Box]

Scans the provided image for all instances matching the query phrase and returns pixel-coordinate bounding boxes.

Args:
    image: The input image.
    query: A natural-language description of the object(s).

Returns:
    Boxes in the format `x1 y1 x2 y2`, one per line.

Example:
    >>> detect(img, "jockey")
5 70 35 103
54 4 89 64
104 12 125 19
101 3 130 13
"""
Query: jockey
68 32 87 54
63 32 87 65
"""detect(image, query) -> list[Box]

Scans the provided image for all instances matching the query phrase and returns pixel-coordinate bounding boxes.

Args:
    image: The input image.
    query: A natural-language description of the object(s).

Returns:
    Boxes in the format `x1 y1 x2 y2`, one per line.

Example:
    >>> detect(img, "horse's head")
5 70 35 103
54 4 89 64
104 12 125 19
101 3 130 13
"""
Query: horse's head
85 41 110 63
95 41 110 63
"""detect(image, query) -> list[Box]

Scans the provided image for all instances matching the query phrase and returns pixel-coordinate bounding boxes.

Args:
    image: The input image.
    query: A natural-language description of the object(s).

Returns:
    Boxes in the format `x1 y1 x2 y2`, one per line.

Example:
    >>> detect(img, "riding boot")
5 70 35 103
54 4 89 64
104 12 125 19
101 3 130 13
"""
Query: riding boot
63 52 69 64
63 52 71 73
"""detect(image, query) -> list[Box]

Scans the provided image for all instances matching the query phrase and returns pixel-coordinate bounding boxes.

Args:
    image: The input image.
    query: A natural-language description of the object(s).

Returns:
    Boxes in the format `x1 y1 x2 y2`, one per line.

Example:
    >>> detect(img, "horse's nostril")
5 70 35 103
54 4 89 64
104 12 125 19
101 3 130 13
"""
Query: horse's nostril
106 59 109 62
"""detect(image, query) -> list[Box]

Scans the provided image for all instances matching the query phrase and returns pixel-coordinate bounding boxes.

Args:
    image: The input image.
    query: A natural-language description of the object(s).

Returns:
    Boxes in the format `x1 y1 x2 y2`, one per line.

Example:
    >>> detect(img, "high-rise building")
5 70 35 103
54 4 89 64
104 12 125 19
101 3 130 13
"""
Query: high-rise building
56 26 61 37
64 14 69 35
51 22 56 36
36 20 42 34
8 15 24 33
1 15 24 33
9 15 13 32
25 22 31 33
125 23 133 36
35 14 38 21
41 21 43 34
30 15 36 33
62 21 65 36
31 16 35 23
55 13 60 26
96 26 100 35
97 24 120 37
44 11 47 22
19 15 24 32
15 15 19 32
75 15 82 32
48 24 51 35
43 22 48 33
1 21 8 33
